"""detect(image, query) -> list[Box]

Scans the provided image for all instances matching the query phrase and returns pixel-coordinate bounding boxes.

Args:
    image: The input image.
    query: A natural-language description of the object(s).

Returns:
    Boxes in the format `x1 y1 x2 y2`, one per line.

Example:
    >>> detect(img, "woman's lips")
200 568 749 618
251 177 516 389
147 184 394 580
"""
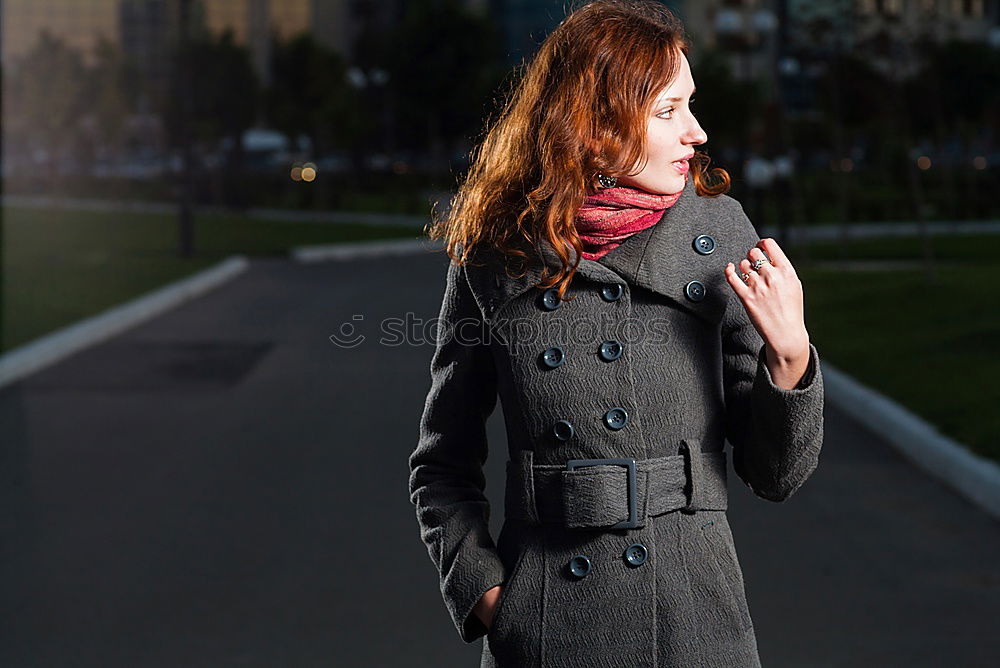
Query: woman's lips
673 159 689 174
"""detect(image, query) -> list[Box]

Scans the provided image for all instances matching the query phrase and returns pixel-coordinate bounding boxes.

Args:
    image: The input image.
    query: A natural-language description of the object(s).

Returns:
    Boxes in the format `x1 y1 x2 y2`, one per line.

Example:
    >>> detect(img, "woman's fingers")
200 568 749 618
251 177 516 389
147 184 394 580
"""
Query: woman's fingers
746 247 774 282
726 237 793 298
757 238 789 267
724 261 751 297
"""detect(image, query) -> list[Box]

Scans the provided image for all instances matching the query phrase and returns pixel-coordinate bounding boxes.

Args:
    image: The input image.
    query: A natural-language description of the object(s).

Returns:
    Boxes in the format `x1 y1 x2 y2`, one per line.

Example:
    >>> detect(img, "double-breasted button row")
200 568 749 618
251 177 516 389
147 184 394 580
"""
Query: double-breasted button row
541 283 625 310
684 233 716 303
551 406 628 441
566 542 649 579
542 281 629 442
540 340 624 368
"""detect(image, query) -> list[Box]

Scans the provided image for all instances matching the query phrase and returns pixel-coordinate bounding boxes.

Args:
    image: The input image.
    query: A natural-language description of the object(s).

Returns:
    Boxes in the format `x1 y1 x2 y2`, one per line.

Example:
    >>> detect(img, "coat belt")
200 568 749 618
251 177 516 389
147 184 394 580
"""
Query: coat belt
504 438 728 530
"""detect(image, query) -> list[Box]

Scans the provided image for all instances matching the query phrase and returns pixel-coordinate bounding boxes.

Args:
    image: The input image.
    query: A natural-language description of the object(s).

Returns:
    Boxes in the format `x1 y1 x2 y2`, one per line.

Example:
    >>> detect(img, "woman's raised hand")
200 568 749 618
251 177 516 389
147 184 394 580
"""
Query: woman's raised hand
723 237 812 390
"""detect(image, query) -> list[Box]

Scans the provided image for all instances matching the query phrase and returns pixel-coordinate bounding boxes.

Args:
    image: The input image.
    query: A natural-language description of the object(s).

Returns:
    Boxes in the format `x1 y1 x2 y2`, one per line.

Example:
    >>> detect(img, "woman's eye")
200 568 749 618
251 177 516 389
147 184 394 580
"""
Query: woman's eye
657 98 695 120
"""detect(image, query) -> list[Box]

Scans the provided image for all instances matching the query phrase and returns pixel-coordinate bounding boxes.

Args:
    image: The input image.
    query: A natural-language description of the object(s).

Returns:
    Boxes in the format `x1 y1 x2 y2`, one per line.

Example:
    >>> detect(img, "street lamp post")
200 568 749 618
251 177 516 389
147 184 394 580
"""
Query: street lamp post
177 0 196 258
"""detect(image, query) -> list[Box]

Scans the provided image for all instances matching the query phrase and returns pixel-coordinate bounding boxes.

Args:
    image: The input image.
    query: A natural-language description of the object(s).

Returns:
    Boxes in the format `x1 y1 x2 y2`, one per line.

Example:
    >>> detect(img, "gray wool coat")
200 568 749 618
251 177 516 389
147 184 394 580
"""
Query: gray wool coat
408 175 825 667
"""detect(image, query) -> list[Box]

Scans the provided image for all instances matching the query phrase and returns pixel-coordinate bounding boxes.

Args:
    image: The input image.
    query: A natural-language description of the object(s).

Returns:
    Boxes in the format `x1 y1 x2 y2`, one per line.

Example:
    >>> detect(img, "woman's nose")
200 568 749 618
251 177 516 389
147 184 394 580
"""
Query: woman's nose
686 120 707 146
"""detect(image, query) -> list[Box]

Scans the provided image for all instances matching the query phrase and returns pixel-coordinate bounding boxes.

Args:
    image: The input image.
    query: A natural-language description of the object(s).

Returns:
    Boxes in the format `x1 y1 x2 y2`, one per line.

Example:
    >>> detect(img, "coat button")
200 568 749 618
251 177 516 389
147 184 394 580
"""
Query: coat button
540 288 562 311
692 234 716 255
600 283 624 302
552 419 575 441
541 346 565 368
623 543 648 567
568 554 591 579
604 407 628 430
598 339 623 361
684 280 706 302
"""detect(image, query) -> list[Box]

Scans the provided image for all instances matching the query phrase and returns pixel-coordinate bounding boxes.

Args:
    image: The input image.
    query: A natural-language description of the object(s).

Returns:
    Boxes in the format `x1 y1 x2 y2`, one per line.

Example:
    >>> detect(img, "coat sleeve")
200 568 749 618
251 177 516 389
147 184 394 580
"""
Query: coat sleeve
408 258 505 643
720 204 825 503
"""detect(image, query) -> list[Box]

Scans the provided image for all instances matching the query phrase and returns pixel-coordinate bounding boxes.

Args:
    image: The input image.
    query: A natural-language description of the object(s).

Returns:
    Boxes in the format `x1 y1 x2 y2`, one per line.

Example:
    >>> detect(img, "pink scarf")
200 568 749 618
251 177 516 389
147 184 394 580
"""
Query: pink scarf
575 177 686 261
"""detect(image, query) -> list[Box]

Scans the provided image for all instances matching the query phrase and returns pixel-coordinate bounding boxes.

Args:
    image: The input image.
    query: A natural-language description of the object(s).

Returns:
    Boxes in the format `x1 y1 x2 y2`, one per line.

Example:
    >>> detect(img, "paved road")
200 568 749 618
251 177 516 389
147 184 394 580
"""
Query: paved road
1 251 997 667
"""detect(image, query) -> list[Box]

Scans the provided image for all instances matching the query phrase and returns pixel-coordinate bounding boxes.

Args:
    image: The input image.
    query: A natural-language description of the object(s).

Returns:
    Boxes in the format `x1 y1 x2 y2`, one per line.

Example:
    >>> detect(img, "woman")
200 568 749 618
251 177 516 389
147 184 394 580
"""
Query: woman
408 1 824 666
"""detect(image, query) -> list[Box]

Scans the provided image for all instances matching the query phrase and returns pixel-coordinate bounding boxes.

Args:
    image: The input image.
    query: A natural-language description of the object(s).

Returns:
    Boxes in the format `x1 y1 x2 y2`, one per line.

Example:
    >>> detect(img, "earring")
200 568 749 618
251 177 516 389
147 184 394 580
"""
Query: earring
597 173 617 188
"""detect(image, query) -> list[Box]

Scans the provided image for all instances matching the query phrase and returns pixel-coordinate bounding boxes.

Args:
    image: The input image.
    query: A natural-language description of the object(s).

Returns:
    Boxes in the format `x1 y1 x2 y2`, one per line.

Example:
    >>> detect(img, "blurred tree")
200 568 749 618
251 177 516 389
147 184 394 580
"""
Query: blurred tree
813 50 890 229
690 49 766 154
381 0 506 172
264 33 357 163
4 30 87 185
81 37 142 170
163 27 260 210
908 38 1000 220
814 53 887 133
690 48 767 229
853 14 937 281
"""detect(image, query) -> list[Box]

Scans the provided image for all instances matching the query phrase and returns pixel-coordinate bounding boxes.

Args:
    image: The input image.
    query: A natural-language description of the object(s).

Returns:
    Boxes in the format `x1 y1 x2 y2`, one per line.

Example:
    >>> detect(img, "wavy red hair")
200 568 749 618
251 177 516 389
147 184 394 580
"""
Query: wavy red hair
426 0 731 300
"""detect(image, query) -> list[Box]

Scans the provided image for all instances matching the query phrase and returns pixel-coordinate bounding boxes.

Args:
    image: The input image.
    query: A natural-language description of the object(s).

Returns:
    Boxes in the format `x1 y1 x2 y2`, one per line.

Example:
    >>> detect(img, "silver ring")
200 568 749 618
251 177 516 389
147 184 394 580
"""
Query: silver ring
741 272 750 282
751 258 768 270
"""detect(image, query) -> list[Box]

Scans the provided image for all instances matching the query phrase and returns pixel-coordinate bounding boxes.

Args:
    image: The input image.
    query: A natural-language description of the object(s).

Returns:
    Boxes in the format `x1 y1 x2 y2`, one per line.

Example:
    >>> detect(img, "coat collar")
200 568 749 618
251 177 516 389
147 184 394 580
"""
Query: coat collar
464 176 739 327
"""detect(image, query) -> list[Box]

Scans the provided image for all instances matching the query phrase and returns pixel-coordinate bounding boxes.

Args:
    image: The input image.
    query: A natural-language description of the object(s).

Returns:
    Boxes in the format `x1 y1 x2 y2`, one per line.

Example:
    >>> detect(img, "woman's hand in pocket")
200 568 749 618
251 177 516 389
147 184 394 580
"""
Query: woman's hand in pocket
474 585 503 629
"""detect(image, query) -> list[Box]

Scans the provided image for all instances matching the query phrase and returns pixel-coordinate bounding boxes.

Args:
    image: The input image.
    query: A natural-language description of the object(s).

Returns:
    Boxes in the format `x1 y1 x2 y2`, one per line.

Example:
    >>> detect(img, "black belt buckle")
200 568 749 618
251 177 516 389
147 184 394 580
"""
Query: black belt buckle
565 457 638 529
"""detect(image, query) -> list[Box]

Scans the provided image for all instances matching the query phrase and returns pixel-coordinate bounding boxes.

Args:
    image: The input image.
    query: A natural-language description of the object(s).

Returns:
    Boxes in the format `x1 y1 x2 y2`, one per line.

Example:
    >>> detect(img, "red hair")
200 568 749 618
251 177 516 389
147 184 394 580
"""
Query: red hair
427 0 731 299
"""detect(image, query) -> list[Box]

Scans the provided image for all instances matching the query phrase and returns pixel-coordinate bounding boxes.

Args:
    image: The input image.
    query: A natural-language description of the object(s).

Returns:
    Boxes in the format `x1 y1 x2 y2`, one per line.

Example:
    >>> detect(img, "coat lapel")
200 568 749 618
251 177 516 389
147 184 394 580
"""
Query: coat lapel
464 176 742 327
598 175 731 325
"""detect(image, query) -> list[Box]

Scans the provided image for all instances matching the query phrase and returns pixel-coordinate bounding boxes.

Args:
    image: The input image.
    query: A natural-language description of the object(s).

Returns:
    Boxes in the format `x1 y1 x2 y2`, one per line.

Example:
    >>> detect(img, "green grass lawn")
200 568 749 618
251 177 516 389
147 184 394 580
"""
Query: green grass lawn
793 232 1000 464
1 206 420 352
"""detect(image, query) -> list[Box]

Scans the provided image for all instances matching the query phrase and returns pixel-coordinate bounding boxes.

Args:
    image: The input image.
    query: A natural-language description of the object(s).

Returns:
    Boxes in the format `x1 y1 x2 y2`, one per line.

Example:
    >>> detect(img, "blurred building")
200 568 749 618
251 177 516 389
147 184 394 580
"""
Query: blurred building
7 0 998 137
679 0 1000 116
681 0 1000 73
119 0 193 112
483 0 685 66
4 0 343 77
203 0 309 86
856 0 1000 44
3 0 120 66
682 0 782 80
853 0 1000 76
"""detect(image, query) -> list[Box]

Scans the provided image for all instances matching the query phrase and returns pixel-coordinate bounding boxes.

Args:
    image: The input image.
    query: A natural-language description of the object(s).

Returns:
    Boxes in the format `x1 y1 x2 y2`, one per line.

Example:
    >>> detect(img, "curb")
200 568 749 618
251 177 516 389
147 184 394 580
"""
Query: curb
0 255 250 391
823 360 1000 520
290 237 445 263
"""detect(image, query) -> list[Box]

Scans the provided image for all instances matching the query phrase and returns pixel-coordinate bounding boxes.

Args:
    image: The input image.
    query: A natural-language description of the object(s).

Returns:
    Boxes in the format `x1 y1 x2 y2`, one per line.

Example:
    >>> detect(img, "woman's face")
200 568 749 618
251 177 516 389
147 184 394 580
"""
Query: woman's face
618 52 707 194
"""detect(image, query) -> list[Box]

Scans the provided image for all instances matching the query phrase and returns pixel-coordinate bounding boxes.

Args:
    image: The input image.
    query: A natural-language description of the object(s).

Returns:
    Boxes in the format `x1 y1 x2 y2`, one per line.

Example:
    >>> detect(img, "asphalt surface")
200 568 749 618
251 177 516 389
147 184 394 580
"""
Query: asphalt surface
1 251 997 667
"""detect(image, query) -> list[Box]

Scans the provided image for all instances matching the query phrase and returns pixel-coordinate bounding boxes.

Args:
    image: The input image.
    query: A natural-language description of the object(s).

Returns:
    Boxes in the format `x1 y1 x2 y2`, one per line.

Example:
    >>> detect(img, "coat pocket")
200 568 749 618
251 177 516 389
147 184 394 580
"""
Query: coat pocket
487 541 528 644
